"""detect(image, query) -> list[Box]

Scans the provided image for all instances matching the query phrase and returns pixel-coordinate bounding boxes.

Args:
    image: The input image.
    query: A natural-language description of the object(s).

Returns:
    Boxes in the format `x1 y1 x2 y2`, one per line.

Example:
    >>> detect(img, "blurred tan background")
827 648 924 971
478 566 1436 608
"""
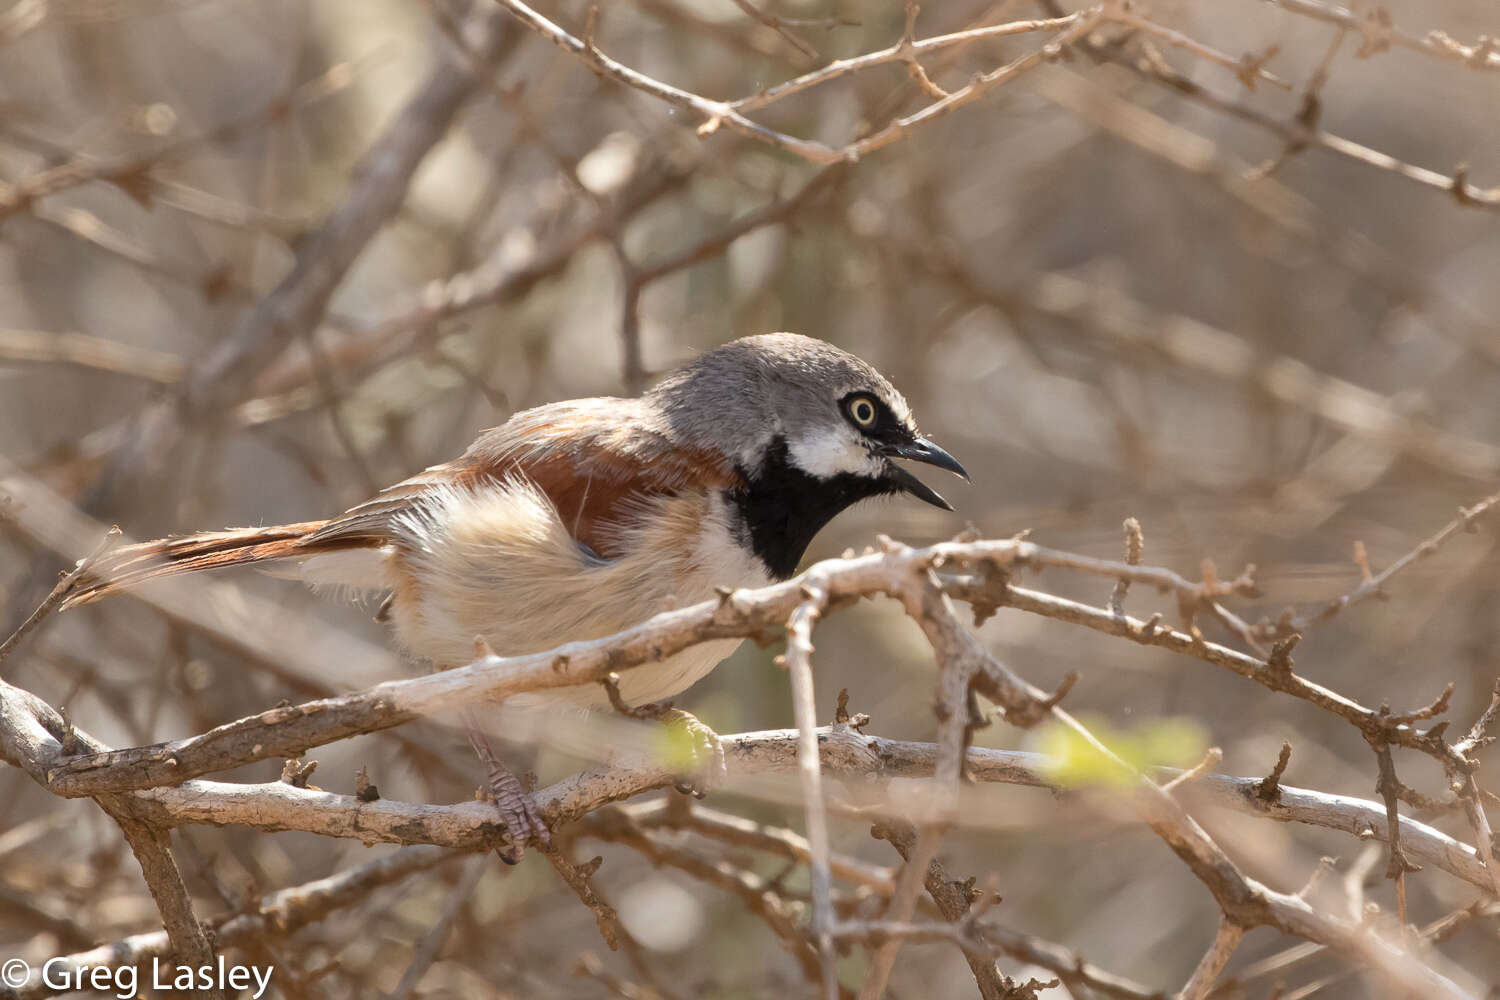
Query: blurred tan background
1 0 1498 996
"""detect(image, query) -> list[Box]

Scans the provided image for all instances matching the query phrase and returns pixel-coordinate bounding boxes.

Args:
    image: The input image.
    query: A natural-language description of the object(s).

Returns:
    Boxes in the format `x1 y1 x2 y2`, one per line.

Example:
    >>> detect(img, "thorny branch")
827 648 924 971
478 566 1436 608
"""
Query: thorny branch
488 0 1500 211
4 1 1500 995
3 507 1496 995
82 4 522 515
16 847 453 1000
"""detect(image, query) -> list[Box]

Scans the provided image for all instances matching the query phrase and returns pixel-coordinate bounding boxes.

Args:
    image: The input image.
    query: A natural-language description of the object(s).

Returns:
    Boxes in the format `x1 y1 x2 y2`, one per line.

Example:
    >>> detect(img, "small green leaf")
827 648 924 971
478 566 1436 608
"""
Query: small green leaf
1035 715 1207 789
652 725 700 773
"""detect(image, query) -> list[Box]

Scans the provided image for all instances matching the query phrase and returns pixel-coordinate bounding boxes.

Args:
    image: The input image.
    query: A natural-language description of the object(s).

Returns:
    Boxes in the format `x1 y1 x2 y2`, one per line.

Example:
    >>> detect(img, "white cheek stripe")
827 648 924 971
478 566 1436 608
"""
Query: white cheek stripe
787 428 884 478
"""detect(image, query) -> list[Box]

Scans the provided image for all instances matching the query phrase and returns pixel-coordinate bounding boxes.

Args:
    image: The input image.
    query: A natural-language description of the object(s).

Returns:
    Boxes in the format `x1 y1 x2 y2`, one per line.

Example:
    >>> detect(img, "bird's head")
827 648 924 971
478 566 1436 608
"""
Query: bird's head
650 333 967 577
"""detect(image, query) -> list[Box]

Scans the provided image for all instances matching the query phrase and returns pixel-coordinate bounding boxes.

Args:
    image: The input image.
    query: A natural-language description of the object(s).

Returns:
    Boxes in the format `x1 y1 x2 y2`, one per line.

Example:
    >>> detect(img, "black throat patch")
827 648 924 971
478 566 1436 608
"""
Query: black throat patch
726 436 896 580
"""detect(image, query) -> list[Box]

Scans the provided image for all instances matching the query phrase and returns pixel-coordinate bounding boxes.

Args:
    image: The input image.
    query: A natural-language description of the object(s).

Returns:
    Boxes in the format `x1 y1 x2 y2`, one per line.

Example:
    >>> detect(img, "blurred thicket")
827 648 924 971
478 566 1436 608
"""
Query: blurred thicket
1 0 1498 997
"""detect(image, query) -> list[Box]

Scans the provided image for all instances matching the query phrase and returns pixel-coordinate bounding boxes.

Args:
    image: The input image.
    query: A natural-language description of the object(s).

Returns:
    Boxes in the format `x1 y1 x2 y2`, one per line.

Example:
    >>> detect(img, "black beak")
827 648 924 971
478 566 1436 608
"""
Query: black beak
881 437 969 511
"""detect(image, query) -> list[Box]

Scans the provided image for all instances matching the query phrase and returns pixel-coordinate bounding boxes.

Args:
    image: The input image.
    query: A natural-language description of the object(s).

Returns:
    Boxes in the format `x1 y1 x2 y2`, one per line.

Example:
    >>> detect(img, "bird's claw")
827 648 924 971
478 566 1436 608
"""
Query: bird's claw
599 680 725 797
482 762 550 864
465 717 550 864
657 707 726 798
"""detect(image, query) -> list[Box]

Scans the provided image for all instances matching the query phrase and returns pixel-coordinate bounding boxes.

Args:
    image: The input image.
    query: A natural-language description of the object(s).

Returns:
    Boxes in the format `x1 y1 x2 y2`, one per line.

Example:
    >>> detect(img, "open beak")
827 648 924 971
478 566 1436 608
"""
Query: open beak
881 437 969 511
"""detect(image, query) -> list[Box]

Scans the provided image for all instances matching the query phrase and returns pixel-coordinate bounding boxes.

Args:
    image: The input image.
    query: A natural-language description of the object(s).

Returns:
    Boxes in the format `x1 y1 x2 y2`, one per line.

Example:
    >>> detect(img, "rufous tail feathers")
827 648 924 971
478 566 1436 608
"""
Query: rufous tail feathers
58 520 336 609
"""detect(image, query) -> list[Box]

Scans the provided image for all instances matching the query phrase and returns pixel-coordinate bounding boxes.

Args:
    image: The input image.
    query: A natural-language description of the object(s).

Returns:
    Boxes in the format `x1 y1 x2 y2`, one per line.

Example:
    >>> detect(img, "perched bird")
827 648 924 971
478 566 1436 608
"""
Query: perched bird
60 333 966 852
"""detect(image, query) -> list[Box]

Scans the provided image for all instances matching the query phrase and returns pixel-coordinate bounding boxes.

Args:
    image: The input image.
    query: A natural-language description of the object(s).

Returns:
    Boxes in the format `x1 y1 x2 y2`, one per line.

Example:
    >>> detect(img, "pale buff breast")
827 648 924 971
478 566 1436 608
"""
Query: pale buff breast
360 478 768 708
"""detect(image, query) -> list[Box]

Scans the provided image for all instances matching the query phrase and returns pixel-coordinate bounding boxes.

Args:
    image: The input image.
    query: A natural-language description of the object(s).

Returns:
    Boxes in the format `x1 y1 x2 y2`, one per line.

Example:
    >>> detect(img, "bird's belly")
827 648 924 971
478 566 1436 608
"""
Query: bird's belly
384 480 768 709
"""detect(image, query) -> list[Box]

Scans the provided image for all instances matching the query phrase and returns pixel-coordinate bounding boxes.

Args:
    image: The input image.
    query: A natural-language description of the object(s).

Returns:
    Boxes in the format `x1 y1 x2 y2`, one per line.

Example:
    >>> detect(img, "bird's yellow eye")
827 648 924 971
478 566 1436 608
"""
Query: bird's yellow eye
847 396 878 427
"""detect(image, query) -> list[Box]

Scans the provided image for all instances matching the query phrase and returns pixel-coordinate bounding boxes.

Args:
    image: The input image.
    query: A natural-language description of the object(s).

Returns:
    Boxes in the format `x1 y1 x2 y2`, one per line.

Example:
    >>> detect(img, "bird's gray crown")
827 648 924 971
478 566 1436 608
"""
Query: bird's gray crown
648 333 916 464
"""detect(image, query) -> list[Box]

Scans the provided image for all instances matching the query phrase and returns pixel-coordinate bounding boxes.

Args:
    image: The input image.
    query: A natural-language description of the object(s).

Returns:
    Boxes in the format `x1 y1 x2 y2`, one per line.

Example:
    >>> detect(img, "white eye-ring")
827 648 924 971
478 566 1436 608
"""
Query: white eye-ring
847 396 878 427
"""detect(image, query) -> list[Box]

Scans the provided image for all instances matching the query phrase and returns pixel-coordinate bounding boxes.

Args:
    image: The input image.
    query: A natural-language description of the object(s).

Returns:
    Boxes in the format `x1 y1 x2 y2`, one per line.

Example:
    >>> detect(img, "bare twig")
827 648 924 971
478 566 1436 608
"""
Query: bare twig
0 525 120 666
784 586 838 999
1272 490 1500 638
1176 917 1245 1000
1108 516 1144 615
869 820 1014 1000
106 812 224 999
23 846 451 1000
84 5 521 513
1264 0 1500 72
0 329 186 383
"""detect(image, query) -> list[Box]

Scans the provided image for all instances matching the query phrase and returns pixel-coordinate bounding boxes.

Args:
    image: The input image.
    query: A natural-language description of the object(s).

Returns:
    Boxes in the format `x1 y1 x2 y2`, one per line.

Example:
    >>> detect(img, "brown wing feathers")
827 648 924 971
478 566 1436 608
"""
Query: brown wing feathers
458 401 738 558
309 400 738 559
59 399 739 608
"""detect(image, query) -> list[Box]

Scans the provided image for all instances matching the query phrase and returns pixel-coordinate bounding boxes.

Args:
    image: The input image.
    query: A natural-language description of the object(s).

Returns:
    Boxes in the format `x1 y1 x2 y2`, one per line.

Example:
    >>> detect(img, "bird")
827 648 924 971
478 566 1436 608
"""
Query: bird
57 333 967 855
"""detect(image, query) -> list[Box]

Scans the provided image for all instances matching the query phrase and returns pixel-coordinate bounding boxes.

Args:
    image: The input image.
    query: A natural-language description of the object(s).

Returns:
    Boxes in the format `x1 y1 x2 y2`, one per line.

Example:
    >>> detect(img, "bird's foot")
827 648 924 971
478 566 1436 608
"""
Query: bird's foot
478 760 549 864
658 707 726 798
600 673 725 797
464 716 550 864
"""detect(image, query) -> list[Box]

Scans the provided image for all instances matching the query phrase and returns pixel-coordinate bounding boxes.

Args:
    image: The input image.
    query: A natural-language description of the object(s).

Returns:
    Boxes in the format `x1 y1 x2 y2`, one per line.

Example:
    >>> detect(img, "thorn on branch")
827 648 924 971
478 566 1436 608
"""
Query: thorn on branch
355 765 380 802
58 706 80 757
1200 558 1219 595
1296 855 1338 901
1265 633 1301 681
1387 683 1455 726
582 5 601 56
1177 595 1204 645
1355 7 1394 58
1122 516 1144 562
1002 976 1060 999
1235 44 1280 90
971 598 1000 628
1042 671 1078 712
966 564 1009 627
1005 672 1077 729
280 758 318 789
1276 606 1295 636
543 843 622 951
1445 162 1471 208
965 687 991 735
1296 91 1322 130
1108 516 1144 615
952 522 981 544
1253 742 1293 804
600 672 672 721
897 1 949 99
1352 539 1374 584
1386 844 1421 880
1163 746 1222 793
1454 677 1500 762
833 688 871 731
1468 35 1499 68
